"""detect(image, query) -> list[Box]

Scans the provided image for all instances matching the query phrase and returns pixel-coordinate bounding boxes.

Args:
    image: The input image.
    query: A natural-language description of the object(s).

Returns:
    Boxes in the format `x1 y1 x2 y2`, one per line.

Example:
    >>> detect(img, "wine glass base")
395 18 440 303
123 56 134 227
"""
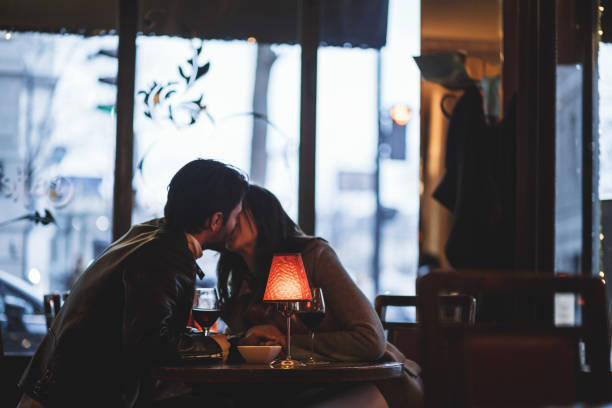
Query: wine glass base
269 358 305 369
303 359 329 366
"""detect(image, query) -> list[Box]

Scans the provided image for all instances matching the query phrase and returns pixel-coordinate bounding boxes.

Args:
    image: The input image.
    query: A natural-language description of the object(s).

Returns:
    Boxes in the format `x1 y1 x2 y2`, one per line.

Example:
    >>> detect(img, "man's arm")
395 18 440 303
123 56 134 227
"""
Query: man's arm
121 241 222 364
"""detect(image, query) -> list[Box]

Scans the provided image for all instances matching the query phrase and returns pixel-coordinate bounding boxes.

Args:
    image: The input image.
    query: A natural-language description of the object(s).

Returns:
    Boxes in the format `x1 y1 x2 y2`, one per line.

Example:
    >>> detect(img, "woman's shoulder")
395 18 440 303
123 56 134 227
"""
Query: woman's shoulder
300 237 331 254
300 238 344 266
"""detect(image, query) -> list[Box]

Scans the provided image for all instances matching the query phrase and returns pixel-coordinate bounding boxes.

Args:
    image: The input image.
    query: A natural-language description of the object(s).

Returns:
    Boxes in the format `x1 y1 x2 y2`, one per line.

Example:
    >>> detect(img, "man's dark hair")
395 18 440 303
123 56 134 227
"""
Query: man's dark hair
164 159 248 234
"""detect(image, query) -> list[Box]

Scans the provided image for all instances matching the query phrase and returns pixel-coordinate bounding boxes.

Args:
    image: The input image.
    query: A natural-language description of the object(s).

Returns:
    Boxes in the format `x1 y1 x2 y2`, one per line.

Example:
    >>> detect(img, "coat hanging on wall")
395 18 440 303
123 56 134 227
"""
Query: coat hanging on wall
433 85 516 269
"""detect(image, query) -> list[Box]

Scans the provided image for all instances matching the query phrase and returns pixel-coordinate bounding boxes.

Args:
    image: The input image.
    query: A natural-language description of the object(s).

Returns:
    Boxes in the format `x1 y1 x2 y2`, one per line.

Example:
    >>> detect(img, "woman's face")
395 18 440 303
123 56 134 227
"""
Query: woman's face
225 208 258 253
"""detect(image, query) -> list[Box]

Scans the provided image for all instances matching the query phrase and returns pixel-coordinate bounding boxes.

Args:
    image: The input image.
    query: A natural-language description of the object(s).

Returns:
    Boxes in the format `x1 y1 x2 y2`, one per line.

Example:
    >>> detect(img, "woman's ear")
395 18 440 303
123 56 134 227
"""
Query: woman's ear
210 212 224 232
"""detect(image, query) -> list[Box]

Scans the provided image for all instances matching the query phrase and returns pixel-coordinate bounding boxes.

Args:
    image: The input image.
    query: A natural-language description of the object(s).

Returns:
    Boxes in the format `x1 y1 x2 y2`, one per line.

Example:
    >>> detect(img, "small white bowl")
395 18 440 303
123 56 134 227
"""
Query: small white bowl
237 345 282 363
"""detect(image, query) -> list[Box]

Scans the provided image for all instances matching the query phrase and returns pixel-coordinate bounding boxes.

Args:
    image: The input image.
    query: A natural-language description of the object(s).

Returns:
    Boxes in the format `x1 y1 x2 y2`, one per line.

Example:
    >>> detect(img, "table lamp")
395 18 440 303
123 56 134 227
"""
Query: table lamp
263 253 312 368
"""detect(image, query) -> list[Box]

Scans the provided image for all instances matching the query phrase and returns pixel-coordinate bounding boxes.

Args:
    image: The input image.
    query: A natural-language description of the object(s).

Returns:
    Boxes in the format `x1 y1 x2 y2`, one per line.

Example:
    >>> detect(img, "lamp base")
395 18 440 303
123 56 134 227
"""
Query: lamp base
269 357 305 369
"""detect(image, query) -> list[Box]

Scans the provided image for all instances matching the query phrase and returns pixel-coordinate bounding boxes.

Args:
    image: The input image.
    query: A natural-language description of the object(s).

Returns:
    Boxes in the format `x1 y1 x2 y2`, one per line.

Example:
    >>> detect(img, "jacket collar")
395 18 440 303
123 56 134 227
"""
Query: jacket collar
185 232 206 279
185 232 203 259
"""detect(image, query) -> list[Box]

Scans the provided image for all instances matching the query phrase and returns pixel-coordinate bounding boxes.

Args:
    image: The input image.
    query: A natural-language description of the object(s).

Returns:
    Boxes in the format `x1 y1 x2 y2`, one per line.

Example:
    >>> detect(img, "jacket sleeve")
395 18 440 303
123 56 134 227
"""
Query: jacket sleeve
291 243 386 361
121 241 220 365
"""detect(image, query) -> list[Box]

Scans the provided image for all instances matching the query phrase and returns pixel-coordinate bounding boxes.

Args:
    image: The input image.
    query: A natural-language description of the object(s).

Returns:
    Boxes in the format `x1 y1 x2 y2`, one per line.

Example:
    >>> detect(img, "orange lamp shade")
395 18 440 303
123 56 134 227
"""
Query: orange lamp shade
263 253 313 302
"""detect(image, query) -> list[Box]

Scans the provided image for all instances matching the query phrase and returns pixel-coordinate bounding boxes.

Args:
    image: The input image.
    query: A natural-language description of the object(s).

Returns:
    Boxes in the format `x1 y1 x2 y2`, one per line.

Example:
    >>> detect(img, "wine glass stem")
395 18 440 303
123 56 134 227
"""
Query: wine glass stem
310 330 314 357
204 327 210 336
286 313 292 360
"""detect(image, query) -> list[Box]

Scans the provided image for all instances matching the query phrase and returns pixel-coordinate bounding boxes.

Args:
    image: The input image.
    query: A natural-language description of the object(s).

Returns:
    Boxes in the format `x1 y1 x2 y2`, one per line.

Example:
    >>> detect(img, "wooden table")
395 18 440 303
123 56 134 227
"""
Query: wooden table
155 360 403 384
155 361 405 407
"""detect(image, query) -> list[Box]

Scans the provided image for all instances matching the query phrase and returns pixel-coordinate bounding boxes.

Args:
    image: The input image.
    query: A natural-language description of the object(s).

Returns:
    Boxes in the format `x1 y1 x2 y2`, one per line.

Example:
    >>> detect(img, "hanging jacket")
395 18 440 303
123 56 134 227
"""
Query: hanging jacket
433 86 516 269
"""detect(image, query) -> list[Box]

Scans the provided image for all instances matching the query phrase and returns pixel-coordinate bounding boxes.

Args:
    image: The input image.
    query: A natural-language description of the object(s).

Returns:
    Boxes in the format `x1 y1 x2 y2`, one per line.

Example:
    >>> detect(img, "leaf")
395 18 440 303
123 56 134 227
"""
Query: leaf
193 95 203 107
144 111 152 119
168 105 174 121
153 88 162 105
164 90 176 99
141 91 151 106
96 104 115 113
178 66 189 81
141 82 158 106
196 62 210 80
189 116 196 125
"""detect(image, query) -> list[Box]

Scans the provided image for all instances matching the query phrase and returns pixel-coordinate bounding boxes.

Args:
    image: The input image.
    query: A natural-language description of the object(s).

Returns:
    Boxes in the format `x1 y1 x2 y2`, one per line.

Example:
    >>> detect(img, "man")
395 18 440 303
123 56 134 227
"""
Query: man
17 159 248 408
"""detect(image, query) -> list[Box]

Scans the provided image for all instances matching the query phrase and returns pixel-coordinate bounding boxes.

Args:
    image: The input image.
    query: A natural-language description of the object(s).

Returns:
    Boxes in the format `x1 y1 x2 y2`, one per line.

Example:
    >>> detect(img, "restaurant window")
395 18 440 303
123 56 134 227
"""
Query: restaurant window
129 2 421 303
599 42 612 305
0 32 116 352
554 4 584 274
315 0 421 301
131 37 300 285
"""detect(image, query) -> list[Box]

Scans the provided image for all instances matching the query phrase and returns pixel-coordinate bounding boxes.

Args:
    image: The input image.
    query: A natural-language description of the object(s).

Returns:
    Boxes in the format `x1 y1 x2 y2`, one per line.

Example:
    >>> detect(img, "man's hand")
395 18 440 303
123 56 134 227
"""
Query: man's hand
239 324 286 347
209 334 230 362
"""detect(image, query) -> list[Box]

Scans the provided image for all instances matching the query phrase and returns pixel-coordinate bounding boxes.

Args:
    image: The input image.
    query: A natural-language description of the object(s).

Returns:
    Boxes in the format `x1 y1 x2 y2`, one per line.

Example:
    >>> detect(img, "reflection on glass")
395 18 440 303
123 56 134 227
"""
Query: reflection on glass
131 37 300 284
554 1 583 274
0 33 116 353
315 0 421 304
600 44 612 201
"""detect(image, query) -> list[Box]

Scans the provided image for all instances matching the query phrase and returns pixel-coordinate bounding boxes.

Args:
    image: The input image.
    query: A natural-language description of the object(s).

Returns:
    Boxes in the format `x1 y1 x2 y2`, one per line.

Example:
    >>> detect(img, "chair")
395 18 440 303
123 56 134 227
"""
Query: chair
374 294 476 363
416 271 611 408
43 292 65 329
375 295 419 362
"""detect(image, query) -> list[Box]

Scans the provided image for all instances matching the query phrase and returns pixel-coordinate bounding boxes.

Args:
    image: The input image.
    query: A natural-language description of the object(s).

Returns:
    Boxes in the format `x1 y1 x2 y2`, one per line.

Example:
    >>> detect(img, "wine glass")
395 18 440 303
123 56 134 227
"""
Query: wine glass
192 288 220 336
296 288 326 365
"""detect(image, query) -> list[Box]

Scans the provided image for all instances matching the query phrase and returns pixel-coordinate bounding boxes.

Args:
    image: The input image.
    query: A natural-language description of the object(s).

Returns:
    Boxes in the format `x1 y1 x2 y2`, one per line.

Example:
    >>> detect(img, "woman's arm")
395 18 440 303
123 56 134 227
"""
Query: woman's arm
292 242 386 361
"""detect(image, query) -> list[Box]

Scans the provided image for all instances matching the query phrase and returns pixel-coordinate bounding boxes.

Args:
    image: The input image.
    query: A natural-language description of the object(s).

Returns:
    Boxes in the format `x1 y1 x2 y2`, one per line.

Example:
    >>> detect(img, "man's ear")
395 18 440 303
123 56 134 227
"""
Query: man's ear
210 212 224 232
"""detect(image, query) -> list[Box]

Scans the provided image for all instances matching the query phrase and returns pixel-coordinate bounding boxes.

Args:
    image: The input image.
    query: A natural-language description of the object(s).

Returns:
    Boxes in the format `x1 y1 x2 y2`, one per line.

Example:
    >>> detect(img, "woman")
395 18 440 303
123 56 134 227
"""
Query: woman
218 185 423 406
218 185 383 360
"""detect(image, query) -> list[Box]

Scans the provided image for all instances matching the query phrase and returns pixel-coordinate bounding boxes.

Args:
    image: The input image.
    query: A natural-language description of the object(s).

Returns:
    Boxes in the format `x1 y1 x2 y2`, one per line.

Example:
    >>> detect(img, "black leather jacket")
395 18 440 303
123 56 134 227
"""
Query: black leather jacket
19 219 221 408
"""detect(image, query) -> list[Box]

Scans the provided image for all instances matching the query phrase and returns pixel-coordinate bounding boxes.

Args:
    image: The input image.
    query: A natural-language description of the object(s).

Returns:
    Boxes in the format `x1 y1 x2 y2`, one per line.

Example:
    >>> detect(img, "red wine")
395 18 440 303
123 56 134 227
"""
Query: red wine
298 311 325 330
192 308 220 328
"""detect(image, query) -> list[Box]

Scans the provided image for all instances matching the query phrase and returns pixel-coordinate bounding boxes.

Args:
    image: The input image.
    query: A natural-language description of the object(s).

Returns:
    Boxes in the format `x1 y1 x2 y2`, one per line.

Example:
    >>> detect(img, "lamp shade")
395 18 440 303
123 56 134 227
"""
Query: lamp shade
263 253 312 302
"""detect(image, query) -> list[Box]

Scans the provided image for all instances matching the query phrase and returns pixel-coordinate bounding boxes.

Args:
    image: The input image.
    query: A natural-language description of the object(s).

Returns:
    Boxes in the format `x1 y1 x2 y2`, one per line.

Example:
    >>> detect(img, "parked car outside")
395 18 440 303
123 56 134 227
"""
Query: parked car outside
0 270 46 354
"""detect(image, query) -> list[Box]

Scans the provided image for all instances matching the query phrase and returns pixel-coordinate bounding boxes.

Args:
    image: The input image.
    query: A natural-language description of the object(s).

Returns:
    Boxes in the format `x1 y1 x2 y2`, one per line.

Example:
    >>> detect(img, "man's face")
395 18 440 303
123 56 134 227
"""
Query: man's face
215 201 243 243
225 208 258 253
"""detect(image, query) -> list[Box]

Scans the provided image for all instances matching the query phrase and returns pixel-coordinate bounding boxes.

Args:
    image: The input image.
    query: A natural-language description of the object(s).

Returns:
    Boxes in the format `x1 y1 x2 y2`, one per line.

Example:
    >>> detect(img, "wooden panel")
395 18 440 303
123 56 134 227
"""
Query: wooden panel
0 0 389 49
416 271 611 407
112 0 137 240
0 0 115 33
535 0 557 272
514 0 556 272
581 0 600 276
297 0 319 235
462 334 578 405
